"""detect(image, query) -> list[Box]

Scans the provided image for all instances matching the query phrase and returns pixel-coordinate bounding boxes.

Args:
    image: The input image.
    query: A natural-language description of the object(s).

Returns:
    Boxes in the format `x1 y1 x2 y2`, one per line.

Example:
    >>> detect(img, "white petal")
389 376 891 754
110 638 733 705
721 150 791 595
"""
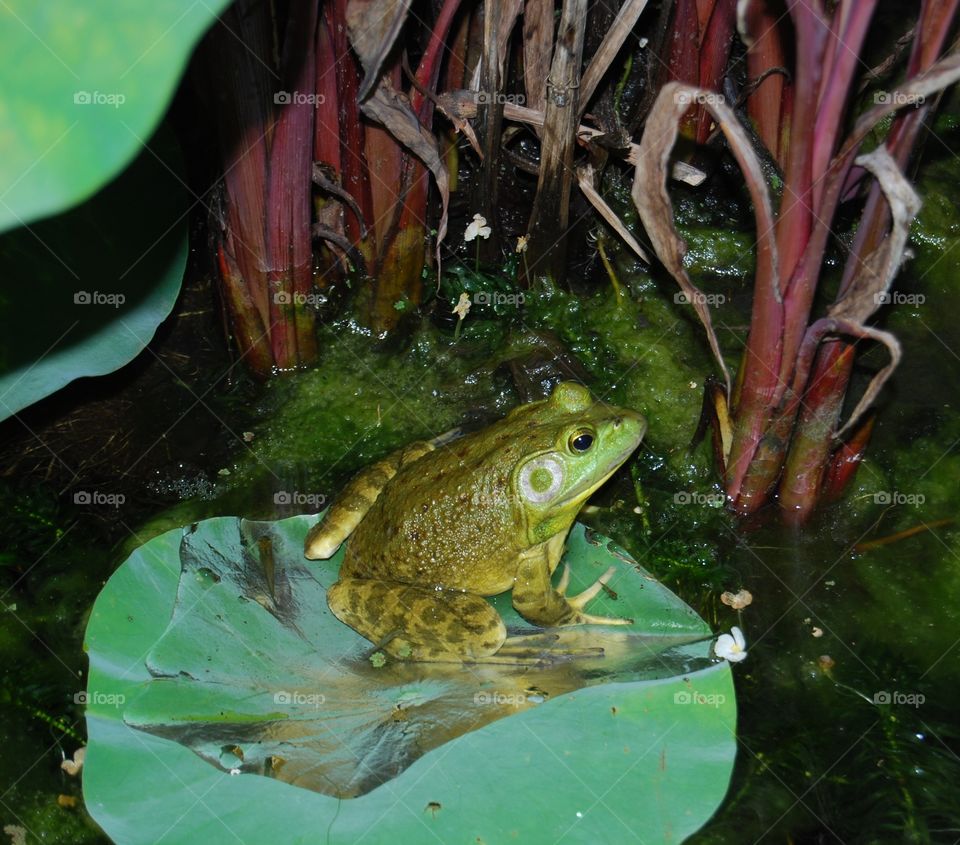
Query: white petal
714 629 748 663
714 634 734 659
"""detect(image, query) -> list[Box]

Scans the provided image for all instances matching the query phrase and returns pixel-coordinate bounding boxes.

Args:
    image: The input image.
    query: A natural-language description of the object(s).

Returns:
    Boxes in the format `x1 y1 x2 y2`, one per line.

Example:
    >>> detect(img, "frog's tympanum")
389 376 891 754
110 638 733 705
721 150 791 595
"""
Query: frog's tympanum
304 382 646 662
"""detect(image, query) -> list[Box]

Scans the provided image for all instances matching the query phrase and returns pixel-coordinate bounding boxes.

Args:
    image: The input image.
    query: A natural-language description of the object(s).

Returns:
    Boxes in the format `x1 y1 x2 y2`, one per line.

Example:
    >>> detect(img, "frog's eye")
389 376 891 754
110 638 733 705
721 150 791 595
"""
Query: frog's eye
568 430 594 453
519 457 564 504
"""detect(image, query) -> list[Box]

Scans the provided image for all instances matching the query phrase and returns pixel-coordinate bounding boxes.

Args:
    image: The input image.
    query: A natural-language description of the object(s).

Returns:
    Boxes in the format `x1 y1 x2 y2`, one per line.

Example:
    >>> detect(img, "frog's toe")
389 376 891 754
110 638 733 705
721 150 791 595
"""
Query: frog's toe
564 566 633 626
576 611 634 626
566 565 616 609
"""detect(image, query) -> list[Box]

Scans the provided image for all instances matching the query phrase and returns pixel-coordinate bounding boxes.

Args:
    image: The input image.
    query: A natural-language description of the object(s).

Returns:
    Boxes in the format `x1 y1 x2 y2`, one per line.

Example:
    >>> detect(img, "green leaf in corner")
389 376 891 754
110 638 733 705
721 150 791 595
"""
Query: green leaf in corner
0 0 232 231
0 124 186 421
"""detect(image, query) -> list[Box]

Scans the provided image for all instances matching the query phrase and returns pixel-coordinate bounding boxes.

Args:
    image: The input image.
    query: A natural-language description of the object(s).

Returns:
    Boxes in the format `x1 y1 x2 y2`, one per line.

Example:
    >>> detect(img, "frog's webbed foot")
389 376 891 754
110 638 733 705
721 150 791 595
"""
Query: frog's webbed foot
557 565 634 626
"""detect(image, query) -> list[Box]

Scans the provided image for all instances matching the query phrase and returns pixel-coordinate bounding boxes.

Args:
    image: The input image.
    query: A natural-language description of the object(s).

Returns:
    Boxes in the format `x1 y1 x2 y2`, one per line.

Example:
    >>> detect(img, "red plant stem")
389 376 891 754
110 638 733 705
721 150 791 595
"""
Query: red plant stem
200 0 274 372
442 7 472 190
267 0 318 369
216 244 274 376
810 0 877 212
665 0 706 138
821 414 874 505
725 2 831 510
695 0 737 144
666 0 701 86
778 342 855 523
366 64 405 258
745 1 790 166
314 12 341 177
411 0 464 123
777 0 958 517
330 0 373 250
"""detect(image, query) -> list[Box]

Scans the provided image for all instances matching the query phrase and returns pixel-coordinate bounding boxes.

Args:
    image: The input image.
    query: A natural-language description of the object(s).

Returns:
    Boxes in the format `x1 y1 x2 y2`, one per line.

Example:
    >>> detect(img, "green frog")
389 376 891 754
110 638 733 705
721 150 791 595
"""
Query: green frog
304 382 646 662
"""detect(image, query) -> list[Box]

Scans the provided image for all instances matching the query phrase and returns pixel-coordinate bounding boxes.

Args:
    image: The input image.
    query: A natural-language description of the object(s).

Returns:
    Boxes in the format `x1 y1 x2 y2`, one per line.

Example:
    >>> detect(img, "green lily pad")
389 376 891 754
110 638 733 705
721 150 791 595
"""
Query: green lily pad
0 0 231 233
0 126 186 421
83 517 737 843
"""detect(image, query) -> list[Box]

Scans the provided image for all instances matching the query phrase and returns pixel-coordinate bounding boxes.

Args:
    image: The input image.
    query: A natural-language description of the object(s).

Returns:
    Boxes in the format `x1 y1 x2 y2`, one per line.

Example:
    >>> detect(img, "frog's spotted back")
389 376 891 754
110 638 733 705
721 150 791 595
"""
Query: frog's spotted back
304 440 435 560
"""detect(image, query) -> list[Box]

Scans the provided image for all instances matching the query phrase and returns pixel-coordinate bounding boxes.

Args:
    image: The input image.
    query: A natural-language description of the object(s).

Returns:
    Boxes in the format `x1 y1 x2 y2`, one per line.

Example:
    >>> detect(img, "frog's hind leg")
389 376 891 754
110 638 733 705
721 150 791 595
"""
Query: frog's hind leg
326 579 506 662
304 441 434 560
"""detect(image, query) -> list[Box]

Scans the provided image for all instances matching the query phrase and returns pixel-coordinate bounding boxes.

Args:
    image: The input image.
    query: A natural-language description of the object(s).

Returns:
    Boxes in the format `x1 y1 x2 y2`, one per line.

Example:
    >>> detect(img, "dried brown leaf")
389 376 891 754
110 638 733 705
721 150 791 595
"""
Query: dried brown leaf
523 0 555 115
580 0 651 112
825 147 919 437
346 0 412 101
437 91 706 180
576 164 650 263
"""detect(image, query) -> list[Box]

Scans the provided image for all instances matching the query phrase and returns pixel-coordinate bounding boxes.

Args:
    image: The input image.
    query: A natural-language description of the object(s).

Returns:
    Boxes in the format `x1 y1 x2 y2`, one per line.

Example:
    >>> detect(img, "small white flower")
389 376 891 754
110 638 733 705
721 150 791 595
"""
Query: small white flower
515 234 529 253
464 213 491 242
714 626 747 662
453 292 471 320
61 747 86 777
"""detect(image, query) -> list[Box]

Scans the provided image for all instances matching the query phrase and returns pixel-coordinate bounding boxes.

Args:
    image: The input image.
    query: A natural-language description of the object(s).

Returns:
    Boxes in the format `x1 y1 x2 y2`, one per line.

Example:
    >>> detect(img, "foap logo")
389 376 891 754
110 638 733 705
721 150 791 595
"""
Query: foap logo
74 291 125 308
75 690 125 706
673 491 725 508
473 691 531 707
874 690 925 707
874 91 925 107
273 291 327 307
73 490 125 508
474 91 526 106
674 291 726 307
274 490 326 508
874 291 925 306
673 690 726 707
74 90 126 108
274 690 326 707
674 90 725 107
473 291 525 307
873 490 925 506
274 91 326 106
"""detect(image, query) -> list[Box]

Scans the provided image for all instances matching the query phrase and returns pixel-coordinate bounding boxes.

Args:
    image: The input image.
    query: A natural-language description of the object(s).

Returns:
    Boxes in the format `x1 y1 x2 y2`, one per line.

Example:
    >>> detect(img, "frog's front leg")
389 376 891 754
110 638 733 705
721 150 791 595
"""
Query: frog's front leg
326 578 507 661
304 440 434 560
512 545 633 627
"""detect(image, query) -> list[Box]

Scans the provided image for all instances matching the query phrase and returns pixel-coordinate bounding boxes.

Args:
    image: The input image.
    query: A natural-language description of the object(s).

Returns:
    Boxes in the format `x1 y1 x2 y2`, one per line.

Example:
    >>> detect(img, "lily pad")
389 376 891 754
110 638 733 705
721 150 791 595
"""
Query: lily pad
0 0 231 233
0 126 186 421
83 517 737 843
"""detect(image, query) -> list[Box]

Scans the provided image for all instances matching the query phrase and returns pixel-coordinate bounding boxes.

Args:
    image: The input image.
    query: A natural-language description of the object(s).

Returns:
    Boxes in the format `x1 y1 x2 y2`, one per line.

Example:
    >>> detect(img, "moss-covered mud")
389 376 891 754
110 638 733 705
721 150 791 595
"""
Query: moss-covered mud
4 124 960 843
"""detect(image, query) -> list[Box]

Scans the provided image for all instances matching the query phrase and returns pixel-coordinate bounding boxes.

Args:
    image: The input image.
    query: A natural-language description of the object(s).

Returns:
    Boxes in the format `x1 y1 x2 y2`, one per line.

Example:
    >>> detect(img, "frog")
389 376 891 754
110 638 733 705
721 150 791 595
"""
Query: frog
304 381 646 663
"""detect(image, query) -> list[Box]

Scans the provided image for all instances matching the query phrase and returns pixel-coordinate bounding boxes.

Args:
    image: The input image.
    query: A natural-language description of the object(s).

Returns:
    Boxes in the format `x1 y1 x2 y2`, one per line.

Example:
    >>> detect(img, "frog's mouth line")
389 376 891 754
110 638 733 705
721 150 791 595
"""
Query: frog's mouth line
563 440 643 507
